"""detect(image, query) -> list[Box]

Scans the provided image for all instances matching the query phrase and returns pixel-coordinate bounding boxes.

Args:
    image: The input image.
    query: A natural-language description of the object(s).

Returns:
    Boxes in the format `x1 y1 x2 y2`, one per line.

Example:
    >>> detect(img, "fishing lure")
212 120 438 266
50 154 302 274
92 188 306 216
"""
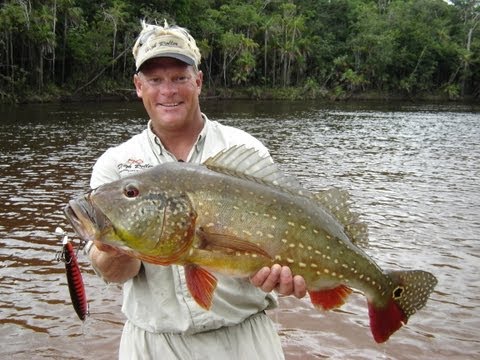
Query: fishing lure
55 227 89 321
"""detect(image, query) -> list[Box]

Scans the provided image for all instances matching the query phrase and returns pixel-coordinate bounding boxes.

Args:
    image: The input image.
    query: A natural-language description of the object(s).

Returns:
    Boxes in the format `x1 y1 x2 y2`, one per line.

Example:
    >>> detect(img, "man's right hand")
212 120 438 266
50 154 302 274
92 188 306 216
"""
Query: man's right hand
89 242 141 283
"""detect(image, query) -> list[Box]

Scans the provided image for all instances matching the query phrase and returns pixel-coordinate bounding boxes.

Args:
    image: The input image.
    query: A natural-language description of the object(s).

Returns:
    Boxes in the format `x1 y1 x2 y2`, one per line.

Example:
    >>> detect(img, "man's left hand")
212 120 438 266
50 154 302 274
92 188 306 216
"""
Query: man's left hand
250 264 307 298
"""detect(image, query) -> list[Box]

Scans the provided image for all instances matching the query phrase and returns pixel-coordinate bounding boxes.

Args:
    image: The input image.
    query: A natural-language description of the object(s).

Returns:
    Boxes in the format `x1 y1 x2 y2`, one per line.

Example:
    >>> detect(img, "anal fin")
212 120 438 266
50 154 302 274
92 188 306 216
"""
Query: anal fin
308 285 353 310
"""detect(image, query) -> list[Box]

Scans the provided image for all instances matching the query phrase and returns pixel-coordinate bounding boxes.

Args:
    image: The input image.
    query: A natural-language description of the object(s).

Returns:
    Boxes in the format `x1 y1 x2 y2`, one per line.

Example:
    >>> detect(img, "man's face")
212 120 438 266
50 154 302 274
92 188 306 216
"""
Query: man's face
133 57 203 133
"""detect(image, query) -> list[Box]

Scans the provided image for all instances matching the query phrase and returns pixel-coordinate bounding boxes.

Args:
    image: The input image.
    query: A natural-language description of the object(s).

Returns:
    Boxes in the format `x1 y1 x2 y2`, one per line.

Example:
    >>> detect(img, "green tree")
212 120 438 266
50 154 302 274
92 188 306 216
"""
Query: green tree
452 0 480 95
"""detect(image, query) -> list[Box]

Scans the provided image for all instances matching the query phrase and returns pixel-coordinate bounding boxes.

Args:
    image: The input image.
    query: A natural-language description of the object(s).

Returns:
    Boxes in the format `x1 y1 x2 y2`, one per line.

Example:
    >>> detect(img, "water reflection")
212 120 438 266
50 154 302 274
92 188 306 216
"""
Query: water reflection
1 100 479 359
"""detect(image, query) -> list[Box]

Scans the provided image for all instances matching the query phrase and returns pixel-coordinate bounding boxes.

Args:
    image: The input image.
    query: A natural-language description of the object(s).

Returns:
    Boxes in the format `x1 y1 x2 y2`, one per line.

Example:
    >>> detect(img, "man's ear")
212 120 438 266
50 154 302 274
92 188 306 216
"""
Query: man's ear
196 71 203 94
133 74 143 98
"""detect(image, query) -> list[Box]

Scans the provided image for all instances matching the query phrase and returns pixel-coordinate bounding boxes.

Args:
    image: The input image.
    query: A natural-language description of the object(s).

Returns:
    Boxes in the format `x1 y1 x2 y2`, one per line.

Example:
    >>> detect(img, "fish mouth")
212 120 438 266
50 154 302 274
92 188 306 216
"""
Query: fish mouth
64 194 111 243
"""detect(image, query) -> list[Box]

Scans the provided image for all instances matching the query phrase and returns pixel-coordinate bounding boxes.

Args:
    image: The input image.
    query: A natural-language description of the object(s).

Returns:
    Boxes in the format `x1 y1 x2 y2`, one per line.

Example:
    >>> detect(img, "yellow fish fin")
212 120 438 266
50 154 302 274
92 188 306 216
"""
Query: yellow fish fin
196 227 272 259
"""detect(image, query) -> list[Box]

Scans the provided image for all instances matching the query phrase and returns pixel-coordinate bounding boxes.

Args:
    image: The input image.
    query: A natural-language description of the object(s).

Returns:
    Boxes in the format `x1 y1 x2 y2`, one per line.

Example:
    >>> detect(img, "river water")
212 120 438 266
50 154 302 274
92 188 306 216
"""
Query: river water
0 100 479 359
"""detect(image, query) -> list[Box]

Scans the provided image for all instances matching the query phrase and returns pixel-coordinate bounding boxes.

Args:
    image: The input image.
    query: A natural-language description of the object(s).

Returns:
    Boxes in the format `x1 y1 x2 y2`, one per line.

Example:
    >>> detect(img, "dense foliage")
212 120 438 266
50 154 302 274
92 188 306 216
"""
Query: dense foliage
1 0 479 102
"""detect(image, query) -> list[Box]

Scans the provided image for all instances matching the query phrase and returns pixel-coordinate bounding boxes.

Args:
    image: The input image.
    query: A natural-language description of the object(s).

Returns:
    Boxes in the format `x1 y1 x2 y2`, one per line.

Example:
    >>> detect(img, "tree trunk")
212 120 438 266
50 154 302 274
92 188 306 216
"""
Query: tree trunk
61 14 67 84
52 0 57 82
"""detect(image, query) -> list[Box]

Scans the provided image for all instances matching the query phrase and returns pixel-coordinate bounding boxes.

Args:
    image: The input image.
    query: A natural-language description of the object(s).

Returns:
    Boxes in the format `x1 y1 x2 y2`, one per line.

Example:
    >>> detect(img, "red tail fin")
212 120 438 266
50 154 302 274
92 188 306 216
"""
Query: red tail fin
368 270 437 343
368 299 407 343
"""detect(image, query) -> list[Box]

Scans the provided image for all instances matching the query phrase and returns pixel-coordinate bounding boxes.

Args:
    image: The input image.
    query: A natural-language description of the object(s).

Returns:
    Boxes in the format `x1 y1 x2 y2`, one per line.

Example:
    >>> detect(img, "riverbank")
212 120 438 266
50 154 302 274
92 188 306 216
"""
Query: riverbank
0 85 475 104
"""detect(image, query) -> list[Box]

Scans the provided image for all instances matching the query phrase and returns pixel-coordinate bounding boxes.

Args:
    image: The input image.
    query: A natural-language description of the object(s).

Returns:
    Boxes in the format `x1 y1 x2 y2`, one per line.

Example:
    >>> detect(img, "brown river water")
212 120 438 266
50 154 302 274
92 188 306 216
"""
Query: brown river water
1 100 479 359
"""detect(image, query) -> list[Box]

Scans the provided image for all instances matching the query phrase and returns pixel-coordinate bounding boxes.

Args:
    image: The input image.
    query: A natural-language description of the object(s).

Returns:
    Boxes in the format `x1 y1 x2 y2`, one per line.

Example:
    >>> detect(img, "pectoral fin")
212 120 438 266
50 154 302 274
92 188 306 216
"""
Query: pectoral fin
196 227 271 259
308 285 353 310
184 264 217 310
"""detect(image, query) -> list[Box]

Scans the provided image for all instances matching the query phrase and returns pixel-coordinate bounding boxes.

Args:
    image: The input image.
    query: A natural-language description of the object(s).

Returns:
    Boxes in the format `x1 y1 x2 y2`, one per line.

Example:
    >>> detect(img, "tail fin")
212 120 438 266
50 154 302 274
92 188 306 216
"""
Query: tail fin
368 270 437 343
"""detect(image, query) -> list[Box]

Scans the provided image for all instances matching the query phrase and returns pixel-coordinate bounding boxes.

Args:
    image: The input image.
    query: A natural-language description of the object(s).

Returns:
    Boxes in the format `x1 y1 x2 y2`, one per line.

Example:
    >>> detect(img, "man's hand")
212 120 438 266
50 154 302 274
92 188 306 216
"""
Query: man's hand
93 240 125 257
89 241 141 283
250 264 307 299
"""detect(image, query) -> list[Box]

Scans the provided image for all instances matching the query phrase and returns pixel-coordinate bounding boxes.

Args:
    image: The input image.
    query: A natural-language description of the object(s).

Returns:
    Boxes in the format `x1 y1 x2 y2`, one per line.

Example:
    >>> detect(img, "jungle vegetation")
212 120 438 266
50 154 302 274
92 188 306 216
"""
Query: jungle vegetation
0 0 479 102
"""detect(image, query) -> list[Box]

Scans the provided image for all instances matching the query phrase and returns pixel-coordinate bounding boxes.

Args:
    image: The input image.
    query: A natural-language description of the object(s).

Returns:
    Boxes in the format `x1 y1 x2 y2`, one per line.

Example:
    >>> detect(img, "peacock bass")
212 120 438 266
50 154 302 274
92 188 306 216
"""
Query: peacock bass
64 145 437 343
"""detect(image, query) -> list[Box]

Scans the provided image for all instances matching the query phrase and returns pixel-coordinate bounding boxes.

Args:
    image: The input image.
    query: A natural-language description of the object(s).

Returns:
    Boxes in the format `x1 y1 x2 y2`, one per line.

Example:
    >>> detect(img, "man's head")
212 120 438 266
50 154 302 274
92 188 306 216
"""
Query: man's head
132 21 204 136
132 20 201 72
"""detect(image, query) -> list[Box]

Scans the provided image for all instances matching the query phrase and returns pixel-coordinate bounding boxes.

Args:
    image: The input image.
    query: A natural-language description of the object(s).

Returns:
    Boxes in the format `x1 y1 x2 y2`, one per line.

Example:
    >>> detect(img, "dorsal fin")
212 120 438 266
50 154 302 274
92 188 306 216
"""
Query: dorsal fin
203 145 300 189
314 188 369 247
204 146 368 247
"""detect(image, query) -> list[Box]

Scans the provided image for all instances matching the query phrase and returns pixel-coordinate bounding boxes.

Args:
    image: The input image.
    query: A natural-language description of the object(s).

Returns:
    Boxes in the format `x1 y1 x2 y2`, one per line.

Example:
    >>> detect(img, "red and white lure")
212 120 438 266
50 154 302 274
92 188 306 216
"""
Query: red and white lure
55 227 89 321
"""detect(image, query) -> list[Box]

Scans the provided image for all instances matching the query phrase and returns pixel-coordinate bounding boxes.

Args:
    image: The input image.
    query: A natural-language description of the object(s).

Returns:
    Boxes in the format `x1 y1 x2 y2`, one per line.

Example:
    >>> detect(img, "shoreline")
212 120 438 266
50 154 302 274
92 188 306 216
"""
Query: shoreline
1 86 477 105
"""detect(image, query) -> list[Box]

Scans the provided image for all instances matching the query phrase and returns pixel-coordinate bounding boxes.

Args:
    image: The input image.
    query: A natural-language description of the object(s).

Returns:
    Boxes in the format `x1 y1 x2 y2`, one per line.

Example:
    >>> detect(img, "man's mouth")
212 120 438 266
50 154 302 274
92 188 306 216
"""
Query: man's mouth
160 102 181 107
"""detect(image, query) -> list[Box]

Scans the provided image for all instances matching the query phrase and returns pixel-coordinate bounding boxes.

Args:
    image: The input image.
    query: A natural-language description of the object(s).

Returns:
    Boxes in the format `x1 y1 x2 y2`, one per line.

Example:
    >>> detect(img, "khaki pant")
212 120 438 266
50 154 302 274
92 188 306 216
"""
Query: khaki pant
119 312 285 360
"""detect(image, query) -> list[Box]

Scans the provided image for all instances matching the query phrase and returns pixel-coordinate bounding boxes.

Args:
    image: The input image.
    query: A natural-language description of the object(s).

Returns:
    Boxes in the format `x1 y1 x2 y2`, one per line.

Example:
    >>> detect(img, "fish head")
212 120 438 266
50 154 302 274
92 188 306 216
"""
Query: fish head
64 176 197 263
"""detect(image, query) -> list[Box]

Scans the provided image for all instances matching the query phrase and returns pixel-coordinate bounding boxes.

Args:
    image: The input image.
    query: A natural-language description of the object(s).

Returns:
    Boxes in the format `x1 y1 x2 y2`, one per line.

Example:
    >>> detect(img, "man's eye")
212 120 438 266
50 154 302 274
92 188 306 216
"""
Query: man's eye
174 76 189 83
148 78 162 85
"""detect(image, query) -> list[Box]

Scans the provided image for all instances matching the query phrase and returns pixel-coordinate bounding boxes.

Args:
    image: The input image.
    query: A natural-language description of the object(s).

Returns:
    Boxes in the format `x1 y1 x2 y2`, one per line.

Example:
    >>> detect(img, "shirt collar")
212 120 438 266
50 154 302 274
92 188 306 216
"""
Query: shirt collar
147 114 209 161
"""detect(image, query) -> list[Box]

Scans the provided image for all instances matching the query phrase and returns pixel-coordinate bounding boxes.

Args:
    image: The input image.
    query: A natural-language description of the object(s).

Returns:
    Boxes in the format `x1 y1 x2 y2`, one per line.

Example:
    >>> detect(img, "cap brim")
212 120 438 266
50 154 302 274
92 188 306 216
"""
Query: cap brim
137 52 195 71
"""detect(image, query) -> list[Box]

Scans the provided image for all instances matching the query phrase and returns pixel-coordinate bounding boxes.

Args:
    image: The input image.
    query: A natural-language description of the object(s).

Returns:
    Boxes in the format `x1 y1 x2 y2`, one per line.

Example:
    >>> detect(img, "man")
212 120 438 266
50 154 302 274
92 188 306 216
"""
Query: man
87 21 306 359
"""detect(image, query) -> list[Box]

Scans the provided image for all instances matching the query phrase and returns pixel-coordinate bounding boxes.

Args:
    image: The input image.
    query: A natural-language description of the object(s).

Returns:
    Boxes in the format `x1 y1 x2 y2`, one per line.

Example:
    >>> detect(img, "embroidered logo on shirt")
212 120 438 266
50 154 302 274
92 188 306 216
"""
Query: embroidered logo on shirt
118 159 153 174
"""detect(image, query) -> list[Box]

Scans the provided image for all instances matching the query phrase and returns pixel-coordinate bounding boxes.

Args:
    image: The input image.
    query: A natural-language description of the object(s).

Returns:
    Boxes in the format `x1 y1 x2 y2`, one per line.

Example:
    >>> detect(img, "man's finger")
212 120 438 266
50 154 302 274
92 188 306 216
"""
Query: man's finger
293 275 307 299
260 264 282 293
249 266 270 287
276 266 294 295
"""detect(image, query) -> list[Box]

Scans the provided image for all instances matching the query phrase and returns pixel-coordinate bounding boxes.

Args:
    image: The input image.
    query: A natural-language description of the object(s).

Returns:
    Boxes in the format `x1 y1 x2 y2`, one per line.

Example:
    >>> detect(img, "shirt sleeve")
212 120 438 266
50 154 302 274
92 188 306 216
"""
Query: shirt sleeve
90 148 121 189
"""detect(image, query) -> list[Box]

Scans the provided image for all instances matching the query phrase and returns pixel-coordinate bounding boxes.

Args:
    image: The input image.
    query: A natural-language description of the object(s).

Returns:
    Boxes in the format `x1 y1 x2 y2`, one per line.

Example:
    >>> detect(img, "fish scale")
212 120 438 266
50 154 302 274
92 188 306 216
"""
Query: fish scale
64 145 437 343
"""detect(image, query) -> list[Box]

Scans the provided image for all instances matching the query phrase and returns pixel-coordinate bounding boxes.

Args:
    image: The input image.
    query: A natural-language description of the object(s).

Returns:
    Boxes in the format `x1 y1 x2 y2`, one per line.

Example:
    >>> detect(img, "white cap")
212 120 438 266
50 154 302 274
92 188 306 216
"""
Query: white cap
132 20 201 71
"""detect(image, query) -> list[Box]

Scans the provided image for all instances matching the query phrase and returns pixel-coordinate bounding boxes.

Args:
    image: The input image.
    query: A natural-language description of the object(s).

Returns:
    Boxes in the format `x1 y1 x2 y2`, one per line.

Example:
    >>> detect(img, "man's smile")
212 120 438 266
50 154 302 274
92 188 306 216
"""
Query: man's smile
159 102 182 108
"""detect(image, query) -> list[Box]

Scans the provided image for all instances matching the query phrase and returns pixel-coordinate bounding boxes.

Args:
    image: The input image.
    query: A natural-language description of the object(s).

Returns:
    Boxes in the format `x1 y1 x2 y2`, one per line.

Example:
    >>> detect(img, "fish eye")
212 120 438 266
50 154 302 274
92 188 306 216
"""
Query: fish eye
124 184 140 198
